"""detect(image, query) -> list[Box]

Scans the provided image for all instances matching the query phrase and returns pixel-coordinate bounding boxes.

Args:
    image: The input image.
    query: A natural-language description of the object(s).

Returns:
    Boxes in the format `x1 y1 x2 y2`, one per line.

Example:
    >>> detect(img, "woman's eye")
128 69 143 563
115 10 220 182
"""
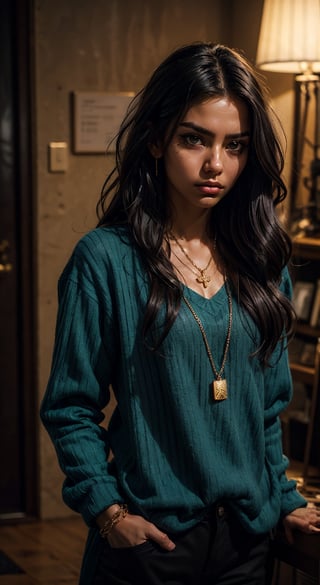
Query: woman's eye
180 133 203 146
226 140 247 153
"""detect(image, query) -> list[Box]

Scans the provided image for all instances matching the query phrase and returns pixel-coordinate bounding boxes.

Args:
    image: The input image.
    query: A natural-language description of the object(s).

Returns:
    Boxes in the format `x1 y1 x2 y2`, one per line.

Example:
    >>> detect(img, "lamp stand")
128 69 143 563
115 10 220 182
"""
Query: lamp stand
291 76 320 237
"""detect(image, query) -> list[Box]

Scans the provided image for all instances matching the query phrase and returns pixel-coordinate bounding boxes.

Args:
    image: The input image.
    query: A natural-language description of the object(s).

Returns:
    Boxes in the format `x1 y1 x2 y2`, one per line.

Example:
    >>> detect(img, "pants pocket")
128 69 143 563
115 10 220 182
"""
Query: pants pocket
93 539 167 585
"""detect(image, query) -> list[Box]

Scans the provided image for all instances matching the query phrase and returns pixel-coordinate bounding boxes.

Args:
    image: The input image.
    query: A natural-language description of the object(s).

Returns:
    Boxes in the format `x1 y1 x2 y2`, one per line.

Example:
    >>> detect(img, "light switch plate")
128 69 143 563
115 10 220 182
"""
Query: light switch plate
48 142 68 172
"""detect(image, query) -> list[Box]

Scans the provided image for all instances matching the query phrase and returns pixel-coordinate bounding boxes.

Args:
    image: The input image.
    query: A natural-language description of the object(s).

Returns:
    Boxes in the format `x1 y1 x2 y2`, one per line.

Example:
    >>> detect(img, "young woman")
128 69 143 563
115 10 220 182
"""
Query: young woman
41 42 320 584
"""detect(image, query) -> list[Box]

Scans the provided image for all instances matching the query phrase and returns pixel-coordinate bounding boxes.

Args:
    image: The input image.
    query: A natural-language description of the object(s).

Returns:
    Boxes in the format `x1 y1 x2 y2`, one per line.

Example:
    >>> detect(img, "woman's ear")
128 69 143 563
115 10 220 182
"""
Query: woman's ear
148 142 163 159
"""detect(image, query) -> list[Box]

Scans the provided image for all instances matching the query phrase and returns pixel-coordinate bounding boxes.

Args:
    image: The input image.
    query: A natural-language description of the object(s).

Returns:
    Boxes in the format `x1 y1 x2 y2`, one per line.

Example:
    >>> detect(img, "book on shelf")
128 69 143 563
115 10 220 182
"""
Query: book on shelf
288 338 304 363
300 342 316 366
288 338 316 366
310 278 320 327
292 280 315 321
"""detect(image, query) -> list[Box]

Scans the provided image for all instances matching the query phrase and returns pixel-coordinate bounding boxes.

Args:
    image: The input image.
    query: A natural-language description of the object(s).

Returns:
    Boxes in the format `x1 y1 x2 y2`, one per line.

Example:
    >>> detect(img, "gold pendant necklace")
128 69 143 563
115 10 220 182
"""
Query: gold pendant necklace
183 280 232 401
169 232 214 289
170 247 216 289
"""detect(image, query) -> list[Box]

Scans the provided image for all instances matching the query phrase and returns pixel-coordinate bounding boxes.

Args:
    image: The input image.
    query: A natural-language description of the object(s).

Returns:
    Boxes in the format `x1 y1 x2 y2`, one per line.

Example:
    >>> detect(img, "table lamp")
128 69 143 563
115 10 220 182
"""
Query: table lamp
256 0 320 236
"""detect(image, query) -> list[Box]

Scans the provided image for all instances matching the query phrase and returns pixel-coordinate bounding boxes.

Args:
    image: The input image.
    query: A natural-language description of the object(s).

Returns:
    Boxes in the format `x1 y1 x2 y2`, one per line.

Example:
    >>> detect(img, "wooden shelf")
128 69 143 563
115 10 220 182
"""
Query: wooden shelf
287 238 320 487
292 236 320 260
290 362 315 384
295 322 320 338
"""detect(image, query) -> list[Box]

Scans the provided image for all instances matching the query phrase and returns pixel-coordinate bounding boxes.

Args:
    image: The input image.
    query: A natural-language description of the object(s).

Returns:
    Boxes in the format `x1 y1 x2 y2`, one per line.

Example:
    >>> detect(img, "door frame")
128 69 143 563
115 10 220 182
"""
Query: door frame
18 0 38 522
0 0 38 523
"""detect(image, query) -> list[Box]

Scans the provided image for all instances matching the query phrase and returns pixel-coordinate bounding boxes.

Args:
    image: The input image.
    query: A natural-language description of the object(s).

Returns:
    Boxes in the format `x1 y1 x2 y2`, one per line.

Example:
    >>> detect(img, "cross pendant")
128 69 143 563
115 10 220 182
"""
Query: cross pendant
196 271 211 288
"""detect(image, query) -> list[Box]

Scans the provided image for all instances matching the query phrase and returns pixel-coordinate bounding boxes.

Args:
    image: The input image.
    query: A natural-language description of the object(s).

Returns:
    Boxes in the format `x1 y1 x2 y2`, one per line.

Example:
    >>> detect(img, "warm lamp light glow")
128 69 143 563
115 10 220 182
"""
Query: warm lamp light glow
256 0 320 76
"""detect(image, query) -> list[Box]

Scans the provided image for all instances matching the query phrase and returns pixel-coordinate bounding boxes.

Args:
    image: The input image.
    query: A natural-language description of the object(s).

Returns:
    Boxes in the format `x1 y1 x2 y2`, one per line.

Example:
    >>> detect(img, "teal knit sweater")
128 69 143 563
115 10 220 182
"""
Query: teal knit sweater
40 226 306 581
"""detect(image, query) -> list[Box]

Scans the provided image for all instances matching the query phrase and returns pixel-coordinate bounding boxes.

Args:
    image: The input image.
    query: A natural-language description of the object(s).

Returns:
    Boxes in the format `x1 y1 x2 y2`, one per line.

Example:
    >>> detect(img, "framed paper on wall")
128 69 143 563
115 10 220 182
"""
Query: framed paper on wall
72 92 135 154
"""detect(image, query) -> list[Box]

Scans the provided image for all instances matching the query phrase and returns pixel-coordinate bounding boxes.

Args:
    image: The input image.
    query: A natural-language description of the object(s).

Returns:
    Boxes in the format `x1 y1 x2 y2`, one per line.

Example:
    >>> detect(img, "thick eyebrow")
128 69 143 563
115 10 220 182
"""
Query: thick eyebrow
178 121 250 139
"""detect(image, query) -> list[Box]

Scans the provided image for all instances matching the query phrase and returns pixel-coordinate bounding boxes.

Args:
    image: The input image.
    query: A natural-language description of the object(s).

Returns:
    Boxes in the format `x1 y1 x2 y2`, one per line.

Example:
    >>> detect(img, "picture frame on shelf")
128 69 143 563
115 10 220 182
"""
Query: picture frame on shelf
289 338 316 367
309 279 320 327
288 338 304 363
292 280 315 321
300 342 317 366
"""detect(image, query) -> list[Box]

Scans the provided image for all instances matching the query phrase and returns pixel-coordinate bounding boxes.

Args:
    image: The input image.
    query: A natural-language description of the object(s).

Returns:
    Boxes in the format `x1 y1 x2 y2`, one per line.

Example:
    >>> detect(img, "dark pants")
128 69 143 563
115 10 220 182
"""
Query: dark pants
93 505 272 585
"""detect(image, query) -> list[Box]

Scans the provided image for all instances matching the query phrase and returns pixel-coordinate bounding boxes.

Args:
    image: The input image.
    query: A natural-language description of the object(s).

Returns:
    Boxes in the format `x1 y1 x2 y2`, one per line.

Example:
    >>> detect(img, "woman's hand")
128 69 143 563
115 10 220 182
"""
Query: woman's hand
96 505 176 551
106 512 176 550
283 505 320 544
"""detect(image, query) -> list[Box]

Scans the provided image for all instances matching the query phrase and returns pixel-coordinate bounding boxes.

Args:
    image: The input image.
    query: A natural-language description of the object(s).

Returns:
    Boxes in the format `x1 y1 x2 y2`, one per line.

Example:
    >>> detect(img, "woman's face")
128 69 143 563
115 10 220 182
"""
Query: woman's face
159 96 250 217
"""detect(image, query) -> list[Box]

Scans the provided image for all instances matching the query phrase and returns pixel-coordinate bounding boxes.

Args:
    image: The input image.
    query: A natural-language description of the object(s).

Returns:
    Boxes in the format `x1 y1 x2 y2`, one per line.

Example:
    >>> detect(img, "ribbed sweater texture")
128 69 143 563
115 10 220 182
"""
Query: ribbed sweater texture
40 226 306 581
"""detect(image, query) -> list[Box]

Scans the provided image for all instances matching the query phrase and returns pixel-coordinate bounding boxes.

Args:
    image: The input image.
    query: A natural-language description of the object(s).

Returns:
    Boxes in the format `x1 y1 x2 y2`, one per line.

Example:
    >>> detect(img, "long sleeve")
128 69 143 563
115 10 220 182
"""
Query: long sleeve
263 267 307 517
40 245 123 525
263 345 307 518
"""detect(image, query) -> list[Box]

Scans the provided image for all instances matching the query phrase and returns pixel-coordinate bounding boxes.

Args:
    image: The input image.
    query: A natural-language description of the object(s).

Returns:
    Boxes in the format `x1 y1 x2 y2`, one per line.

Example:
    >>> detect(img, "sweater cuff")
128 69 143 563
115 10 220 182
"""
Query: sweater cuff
63 476 125 526
280 483 308 518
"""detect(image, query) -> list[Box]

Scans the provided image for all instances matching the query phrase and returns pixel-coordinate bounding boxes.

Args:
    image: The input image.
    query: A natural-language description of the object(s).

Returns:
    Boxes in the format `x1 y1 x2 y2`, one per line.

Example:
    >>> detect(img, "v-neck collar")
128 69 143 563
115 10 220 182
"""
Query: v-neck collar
182 281 227 315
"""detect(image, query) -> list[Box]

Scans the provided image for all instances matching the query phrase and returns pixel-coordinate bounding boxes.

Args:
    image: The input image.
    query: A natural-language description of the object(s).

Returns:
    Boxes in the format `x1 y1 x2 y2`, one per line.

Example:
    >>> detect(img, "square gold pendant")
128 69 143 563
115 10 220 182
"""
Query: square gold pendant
213 379 228 401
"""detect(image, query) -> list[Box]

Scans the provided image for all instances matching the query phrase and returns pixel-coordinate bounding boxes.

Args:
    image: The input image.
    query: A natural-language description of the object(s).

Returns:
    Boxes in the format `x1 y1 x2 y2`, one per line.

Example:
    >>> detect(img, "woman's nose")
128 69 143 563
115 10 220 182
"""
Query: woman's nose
203 147 223 174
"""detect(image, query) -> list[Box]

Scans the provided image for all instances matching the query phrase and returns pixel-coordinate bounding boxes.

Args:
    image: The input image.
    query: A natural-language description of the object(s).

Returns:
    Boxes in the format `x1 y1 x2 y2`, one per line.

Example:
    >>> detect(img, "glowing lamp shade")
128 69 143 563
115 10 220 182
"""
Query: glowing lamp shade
256 0 320 77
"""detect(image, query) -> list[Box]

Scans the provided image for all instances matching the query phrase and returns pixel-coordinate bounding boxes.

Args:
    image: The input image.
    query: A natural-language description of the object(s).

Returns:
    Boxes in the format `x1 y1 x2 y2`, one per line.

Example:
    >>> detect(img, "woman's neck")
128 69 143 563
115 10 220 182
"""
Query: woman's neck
167 213 213 244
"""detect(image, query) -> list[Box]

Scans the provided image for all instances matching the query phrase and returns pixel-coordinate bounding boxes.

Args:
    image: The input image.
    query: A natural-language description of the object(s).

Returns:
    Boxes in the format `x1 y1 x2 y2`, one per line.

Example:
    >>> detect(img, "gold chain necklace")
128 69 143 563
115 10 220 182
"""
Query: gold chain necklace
183 280 232 401
169 232 214 289
170 246 218 284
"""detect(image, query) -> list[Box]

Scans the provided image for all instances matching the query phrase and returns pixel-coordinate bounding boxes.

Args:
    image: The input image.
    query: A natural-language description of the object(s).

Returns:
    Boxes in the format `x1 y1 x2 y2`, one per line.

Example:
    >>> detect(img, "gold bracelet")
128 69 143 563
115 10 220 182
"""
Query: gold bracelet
99 504 128 539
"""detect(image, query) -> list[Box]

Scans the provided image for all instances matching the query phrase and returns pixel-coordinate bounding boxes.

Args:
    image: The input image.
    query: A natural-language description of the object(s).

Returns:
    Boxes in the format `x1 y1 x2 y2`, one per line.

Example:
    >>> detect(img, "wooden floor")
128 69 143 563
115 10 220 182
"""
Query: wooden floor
0 515 316 585
0 516 284 585
0 517 87 585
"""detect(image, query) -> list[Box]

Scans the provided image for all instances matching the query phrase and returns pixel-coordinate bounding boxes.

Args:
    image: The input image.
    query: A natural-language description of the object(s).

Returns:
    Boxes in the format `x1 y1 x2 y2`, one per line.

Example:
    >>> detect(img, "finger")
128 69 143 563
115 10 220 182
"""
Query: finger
305 514 320 527
309 525 320 534
297 522 320 535
146 526 176 551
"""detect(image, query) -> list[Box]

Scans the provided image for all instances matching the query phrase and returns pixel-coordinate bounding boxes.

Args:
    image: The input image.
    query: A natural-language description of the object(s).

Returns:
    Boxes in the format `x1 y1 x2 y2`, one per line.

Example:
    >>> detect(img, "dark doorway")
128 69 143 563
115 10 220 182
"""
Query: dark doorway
0 0 37 520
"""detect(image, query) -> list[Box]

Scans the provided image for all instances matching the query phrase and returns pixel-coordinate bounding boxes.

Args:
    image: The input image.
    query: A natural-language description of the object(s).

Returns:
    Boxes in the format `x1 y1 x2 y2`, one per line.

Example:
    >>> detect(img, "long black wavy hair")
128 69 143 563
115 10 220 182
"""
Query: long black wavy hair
96 41 293 365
